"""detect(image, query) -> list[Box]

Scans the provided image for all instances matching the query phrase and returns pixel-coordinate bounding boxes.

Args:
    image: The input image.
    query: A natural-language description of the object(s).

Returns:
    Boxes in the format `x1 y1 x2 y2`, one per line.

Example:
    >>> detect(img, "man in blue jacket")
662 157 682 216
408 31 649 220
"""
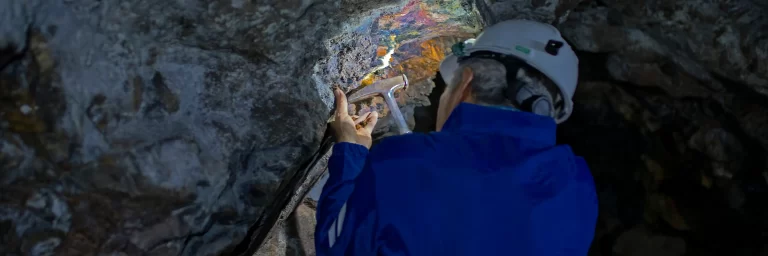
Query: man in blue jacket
316 20 597 255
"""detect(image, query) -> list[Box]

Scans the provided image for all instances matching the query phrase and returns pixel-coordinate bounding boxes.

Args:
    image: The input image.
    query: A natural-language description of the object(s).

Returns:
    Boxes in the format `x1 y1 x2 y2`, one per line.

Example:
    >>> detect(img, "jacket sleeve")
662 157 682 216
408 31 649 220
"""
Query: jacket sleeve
315 142 378 255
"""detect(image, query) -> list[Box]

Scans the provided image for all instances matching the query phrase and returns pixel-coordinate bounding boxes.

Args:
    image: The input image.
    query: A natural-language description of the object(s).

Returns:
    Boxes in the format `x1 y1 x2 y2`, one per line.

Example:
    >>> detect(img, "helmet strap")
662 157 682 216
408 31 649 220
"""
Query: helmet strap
458 51 555 118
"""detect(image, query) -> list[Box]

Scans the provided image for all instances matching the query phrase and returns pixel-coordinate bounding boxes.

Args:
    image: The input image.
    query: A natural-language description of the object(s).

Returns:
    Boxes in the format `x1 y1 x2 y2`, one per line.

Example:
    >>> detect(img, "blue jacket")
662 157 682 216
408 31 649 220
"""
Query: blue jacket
316 103 597 255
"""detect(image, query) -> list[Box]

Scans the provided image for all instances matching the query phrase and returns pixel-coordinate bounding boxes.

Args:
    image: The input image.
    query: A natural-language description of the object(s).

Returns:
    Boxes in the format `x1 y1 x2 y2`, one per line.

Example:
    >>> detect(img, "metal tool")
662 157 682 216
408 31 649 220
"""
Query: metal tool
347 74 411 135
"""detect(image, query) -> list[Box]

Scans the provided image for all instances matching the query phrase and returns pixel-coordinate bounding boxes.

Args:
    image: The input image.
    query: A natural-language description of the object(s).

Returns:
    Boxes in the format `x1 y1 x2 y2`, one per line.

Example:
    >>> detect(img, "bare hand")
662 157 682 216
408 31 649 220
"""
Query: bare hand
330 87 379 149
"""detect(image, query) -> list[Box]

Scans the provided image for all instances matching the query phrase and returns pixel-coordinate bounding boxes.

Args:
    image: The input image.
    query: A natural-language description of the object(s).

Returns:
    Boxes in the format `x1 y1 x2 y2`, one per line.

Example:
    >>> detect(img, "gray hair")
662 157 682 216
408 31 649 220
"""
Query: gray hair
450 58 561 113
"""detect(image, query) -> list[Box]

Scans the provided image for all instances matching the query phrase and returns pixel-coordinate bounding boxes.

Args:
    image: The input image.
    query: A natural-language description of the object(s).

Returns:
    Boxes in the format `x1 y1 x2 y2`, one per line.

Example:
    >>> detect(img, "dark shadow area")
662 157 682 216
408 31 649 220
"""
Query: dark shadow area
561 50 768 256
0 46 21 71
412 73 447 133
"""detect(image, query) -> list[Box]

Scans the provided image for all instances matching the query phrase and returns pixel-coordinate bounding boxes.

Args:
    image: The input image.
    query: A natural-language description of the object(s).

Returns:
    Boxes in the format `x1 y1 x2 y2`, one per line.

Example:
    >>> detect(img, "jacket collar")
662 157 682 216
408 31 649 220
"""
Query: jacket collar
441 103 557 146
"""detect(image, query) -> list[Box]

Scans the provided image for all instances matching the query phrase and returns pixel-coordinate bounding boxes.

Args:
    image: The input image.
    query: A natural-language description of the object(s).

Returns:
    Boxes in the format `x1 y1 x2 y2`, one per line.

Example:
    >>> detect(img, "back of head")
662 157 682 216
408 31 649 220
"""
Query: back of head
449 58 562 118
439 19 579 123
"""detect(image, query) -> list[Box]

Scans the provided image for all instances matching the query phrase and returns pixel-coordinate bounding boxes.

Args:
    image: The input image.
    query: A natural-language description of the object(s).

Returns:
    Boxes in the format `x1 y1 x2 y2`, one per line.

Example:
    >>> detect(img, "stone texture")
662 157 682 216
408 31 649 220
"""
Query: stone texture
560 0 768 96
256 201 316 256
474 0 585 25
0 0 415 254
560 78 768 256
549 1 768 254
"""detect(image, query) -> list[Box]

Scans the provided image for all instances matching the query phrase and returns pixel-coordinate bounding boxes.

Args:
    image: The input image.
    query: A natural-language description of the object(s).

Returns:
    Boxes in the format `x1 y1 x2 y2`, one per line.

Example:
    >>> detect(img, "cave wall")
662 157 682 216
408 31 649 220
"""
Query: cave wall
0 0 410 255
552 0 768 255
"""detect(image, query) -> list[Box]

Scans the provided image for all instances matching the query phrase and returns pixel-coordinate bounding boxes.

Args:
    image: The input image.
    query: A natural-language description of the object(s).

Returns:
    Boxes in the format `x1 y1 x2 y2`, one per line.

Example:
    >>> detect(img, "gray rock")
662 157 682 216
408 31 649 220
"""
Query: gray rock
474 0 585 25
0 0 408 254
560 0 768 97
554 8 768 254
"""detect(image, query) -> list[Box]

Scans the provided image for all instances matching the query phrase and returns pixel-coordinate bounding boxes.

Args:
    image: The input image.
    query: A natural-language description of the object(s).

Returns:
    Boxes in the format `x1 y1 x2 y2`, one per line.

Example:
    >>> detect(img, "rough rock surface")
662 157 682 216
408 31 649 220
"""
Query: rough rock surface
553 0 768 255
474 0 584 25
0 0 408 254
255 201 316 256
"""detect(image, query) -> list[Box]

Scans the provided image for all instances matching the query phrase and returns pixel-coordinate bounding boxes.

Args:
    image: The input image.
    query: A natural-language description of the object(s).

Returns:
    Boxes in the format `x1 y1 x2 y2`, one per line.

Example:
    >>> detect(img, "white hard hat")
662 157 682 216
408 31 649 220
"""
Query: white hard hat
439 20 579 123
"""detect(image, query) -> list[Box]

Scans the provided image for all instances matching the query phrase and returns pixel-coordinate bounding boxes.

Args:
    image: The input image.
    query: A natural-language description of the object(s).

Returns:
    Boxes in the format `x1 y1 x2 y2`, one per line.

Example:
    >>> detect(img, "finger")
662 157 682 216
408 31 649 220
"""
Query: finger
334 87 348 116
363 111 379 133
354 112 370 124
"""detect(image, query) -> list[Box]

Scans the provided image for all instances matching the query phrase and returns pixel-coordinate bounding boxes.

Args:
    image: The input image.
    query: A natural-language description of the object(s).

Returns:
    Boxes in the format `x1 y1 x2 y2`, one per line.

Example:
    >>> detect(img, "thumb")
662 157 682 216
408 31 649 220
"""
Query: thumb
334 87 348 117
363 111 379 134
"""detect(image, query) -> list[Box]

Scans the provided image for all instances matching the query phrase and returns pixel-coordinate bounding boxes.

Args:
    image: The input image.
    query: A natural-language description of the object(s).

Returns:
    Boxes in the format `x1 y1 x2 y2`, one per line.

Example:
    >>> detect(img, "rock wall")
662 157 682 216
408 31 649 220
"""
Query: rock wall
0 0 409 255
549 0 768 255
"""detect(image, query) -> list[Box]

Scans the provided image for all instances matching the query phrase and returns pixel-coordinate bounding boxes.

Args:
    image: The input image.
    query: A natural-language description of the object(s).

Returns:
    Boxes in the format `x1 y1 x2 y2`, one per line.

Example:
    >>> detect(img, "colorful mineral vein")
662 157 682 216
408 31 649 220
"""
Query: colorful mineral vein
359 0 481 87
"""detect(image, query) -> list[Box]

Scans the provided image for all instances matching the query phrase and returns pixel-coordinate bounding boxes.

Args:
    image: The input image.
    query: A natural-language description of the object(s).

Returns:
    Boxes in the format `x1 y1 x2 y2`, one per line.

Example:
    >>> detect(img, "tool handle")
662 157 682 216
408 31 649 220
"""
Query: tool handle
384 91 411 135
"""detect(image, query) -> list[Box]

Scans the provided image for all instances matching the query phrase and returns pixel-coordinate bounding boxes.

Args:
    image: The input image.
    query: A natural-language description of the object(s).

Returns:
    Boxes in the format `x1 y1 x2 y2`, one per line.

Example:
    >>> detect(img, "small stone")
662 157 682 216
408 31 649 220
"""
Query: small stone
30 237 62 256
26 192 48 209
19 105 32 115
